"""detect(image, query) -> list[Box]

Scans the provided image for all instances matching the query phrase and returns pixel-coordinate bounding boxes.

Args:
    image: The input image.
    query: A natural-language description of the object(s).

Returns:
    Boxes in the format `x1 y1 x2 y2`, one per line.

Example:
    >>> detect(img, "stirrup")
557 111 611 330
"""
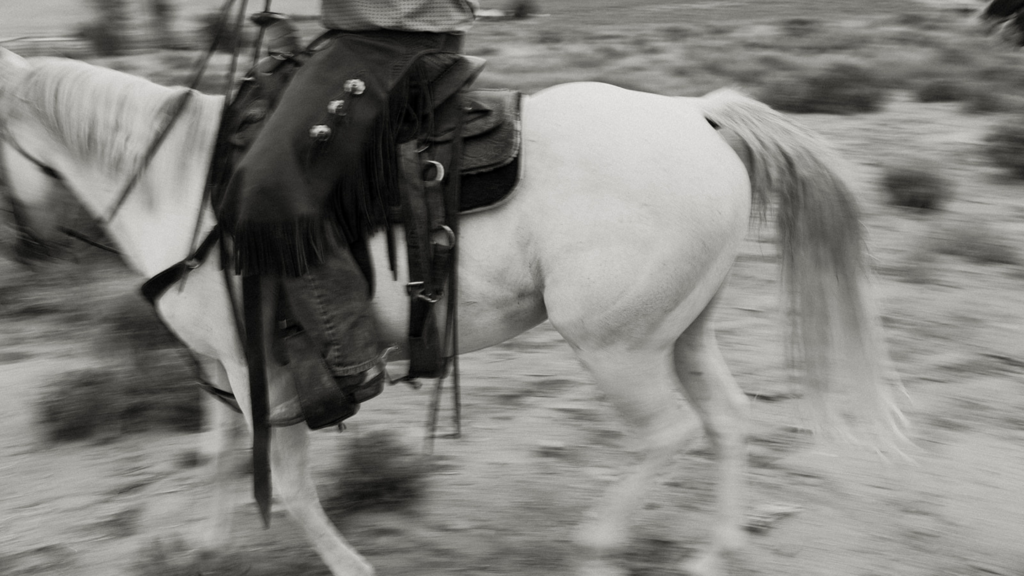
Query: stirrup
283 330 360 430
348 369 386 403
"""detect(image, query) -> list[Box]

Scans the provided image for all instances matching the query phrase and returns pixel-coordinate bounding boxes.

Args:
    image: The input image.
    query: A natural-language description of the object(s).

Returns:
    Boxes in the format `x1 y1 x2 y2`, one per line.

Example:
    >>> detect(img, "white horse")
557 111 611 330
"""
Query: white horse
0 48 902 576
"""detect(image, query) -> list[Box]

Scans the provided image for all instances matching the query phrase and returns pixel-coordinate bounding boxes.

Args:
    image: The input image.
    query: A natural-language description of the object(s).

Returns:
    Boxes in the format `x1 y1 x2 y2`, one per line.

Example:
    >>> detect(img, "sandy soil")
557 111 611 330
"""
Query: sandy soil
2 94 1024 576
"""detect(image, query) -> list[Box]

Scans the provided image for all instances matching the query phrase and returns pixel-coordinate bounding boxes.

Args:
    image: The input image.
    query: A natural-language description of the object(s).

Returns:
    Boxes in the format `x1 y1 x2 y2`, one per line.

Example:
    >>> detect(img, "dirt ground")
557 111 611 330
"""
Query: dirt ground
3 2 1024 576
2 97 1023 576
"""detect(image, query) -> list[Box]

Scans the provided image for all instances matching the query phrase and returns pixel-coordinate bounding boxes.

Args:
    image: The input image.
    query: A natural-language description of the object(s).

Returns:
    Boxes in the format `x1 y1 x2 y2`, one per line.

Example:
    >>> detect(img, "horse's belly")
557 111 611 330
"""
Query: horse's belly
367 222 546 358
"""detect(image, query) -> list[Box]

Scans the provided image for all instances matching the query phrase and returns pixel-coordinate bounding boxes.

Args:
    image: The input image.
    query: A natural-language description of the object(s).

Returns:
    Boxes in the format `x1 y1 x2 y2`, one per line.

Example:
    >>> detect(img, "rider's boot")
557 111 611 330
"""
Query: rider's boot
268 237 385 429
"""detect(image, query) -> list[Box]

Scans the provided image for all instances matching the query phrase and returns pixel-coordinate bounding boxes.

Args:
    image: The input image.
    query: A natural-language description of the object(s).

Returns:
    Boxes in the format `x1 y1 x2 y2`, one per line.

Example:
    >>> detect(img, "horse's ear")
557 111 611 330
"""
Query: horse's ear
0 48 31 86
0 48 30 105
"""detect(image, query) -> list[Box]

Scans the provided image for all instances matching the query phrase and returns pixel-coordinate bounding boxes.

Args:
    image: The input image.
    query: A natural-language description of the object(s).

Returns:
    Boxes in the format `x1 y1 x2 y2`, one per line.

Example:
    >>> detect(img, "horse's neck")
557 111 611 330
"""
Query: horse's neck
93 93 223 278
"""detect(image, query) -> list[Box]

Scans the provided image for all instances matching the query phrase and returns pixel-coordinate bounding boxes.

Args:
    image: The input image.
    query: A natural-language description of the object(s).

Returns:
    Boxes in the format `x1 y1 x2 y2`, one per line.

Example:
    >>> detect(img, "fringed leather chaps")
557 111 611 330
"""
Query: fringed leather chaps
216 30 463 277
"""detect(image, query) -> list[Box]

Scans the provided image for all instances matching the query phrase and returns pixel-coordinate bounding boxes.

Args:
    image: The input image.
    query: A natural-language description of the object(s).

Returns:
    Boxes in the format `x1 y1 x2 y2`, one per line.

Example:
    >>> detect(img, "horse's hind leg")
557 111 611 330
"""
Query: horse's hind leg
672 297 750 576
571 345 701 575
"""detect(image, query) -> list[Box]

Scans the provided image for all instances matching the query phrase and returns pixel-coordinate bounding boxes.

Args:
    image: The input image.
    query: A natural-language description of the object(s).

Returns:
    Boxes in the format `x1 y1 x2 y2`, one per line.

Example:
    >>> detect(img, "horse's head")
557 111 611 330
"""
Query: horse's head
0 145 80 265
0 51 224 271
0 49 78 265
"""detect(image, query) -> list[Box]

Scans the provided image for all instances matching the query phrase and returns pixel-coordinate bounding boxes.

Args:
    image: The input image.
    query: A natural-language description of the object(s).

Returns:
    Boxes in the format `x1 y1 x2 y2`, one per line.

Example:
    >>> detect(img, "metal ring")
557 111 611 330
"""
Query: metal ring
423 160 445 183
432 225 456 248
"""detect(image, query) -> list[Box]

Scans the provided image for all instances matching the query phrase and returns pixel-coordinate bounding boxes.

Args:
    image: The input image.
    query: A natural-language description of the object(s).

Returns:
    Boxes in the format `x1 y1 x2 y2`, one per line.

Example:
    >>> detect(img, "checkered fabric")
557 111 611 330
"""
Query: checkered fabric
322 0 477 33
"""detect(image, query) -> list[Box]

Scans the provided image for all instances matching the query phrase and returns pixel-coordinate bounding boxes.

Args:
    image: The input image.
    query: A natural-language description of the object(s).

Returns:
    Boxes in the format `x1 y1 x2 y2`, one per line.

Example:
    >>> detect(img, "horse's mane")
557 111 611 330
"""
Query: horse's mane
14 58 192 175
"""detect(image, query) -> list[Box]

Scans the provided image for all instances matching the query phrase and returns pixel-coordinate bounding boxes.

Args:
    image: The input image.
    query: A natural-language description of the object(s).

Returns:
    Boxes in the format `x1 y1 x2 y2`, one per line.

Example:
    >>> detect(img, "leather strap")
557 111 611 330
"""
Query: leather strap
399 92 466 382
398 142 443 379
140 225 222 304
242 274 272 527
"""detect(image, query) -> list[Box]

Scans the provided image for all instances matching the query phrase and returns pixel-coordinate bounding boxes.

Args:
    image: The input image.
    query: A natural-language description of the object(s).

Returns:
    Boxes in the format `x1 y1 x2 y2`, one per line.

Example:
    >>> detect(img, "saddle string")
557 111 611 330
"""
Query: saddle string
424 93 467 450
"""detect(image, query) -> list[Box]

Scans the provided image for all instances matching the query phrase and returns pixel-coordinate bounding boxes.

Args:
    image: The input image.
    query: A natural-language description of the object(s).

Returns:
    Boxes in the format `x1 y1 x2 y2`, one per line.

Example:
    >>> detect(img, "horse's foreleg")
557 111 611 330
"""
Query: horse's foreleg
219 358 372 574
572 346 699 576
195 361 247 555
271 424 375 576
672 302 750 576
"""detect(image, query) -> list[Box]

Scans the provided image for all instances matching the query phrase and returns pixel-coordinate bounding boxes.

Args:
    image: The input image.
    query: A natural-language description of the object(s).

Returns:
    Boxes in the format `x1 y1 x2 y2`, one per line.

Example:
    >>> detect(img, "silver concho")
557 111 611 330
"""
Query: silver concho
344 79 366 95
309 124 332 141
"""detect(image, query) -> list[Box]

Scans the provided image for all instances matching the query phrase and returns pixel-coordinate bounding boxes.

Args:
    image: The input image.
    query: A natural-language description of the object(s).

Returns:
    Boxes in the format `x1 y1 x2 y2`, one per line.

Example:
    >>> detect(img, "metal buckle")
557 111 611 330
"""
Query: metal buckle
406 281 424 296
406 281 441 304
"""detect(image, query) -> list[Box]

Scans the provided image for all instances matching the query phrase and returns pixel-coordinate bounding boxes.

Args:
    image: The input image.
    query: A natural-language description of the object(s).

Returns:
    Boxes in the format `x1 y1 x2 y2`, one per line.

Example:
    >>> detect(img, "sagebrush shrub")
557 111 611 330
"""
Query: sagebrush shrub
98 297 181 358
933 221 1020 266
79 0 131 55
327 431 433 514
964 90 1014 115
37 369 114 442
779 17 821 38
760 61 887 115
983 122 1024 179
77 22 128 56
508 0 536 19
36 296 201 442
37 355 200 442
880 161 954 211
915 79 971 103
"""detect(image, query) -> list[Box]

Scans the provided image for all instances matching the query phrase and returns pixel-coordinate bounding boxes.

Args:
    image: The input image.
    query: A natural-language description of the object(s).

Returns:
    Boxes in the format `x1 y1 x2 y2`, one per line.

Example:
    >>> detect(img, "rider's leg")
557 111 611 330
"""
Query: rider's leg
221 32 464 428
274 232 385 429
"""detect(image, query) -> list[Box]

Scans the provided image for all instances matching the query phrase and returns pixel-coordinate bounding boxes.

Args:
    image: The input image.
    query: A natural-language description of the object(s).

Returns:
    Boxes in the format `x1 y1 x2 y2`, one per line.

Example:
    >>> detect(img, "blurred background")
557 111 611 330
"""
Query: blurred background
1 1 1024 575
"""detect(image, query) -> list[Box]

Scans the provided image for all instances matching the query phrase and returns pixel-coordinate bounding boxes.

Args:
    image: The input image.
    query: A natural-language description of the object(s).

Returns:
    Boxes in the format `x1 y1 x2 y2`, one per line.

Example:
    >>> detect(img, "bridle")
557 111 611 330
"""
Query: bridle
2 88 195 256
0 0 256 260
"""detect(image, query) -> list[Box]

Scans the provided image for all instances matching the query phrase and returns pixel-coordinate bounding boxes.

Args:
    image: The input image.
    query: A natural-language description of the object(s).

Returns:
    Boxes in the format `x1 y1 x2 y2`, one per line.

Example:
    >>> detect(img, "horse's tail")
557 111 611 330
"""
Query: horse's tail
693 88 906 448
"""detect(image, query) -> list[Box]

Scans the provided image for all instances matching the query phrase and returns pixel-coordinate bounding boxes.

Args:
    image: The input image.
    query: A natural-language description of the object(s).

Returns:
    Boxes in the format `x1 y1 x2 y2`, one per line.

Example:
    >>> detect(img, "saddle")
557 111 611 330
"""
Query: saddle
212 49 521 216
209 30 523 380
395 88 522 220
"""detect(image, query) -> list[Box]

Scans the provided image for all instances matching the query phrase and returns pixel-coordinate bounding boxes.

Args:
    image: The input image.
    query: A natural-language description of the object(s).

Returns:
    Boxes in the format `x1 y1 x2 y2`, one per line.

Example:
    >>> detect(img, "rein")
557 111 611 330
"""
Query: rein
105 89 196 222
3 0 246 259
4 86 193 244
